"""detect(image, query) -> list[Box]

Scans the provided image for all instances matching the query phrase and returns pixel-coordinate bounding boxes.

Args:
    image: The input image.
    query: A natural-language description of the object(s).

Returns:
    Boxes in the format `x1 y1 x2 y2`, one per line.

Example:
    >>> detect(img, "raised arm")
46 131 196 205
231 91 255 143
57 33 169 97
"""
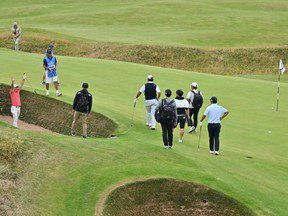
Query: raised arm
19 73 26 90
11 77 15 89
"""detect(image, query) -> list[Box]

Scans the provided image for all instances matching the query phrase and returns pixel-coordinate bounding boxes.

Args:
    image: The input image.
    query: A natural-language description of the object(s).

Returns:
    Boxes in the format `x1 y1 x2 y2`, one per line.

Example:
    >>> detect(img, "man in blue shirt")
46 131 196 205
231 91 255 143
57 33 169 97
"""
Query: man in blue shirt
199 96 229 155
43 49 62 96
42 44 54 85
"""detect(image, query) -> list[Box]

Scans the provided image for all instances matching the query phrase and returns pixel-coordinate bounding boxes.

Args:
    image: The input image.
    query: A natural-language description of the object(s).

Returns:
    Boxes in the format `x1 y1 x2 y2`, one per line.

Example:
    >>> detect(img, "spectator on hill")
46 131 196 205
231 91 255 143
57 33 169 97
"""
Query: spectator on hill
134 75 161 130
199 96 229 155
174 90 190 143
187 82 203 133
12 22 21 51
71 83 92 138
155 89 177 149
42 44 54 85
10 74 26 127
43 49 62 96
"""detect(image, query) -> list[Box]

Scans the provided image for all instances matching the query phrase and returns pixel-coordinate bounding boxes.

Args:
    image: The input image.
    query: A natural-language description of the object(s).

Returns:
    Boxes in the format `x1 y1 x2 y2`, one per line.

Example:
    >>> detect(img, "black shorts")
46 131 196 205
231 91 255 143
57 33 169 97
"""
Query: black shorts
177 115 186 129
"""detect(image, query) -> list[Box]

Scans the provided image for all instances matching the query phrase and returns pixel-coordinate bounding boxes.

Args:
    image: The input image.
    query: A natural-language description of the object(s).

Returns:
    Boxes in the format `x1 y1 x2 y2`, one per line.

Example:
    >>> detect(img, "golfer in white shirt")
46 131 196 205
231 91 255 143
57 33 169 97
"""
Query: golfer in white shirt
134 75 161 130
200 96 229 155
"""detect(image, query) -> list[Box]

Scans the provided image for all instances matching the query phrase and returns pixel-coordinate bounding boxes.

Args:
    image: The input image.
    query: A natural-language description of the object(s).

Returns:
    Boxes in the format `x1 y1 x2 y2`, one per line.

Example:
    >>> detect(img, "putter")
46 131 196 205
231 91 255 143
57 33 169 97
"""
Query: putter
197 125 202 150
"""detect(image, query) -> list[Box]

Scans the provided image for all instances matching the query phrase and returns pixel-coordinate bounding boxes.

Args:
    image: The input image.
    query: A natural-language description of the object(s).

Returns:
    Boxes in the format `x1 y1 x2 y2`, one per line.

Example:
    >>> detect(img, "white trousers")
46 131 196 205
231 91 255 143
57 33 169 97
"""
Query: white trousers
145 99 158 128
14 37 20 51
11 106 21 128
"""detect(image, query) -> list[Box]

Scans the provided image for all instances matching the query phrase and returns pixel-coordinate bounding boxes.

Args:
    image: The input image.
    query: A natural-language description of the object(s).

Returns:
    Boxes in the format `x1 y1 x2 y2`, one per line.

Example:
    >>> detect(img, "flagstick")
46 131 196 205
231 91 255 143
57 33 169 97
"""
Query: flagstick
276 69 281 112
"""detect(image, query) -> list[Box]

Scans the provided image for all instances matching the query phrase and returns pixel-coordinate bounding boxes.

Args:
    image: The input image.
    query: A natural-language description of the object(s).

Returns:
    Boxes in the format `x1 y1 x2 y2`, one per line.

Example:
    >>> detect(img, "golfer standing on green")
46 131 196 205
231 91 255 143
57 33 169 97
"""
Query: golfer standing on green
134 75 161 130
187 82 203 133
199 97 229 155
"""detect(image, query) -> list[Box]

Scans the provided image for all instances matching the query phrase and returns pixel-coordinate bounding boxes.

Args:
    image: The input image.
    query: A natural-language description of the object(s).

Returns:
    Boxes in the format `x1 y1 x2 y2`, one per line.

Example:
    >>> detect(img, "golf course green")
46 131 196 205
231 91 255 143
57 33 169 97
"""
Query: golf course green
1 0 288 215
0 48 288 215
1 0 288 47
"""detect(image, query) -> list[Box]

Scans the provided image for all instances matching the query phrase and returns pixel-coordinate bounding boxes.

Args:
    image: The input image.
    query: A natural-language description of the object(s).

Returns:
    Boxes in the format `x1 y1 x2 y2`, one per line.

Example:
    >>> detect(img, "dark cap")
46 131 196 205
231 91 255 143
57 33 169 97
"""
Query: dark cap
210 96 217 103
165 89 172 96
49 44 54 49
82 82 88 89
47 49 52 54
176 89 183 97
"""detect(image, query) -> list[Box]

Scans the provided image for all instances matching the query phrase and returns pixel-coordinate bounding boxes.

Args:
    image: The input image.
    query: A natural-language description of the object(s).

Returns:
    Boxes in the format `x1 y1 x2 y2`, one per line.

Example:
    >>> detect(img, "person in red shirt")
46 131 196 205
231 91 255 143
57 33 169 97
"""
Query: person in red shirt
10 74 26 127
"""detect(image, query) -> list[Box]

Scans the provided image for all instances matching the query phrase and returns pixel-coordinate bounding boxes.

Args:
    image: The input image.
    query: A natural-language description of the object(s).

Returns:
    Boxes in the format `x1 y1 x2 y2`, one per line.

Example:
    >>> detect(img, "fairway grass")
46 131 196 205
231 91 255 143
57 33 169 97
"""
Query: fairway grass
1 0 288 47
0 48 288 215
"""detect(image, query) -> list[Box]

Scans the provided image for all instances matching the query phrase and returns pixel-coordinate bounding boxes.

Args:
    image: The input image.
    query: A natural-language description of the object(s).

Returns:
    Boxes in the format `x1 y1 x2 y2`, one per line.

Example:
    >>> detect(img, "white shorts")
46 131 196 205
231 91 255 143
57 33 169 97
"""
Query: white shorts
14 37 20 44
46 71 58 84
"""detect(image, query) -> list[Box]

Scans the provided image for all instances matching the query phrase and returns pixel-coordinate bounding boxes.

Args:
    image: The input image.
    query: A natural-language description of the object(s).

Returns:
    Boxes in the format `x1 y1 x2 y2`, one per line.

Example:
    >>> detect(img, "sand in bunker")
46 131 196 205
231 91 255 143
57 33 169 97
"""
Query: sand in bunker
0 115 53 133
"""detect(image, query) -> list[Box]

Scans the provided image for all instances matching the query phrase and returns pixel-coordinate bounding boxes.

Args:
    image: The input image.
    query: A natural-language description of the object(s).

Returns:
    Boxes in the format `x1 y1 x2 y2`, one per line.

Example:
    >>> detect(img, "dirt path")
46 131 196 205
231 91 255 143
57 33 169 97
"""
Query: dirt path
0 115 53 133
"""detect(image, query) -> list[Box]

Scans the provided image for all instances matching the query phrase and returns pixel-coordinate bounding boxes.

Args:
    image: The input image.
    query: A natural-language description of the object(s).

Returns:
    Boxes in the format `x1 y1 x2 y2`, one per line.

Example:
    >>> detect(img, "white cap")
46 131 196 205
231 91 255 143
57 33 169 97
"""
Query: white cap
190 82 198 87
14 84 19 88
13 22 17 25
147 75 154 80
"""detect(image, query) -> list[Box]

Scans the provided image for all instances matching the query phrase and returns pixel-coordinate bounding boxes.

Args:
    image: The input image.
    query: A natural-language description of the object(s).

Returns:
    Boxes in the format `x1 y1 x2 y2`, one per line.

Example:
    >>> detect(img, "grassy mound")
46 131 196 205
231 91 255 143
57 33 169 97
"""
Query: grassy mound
0 34 287 76
0 84 116 138
0 123 32 215
104 178 254 216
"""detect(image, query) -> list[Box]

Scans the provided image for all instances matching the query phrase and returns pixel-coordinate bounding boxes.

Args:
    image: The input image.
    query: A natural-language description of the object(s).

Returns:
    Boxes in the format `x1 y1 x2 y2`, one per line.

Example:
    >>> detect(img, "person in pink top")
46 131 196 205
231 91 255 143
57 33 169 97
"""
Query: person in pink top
10 74 26 127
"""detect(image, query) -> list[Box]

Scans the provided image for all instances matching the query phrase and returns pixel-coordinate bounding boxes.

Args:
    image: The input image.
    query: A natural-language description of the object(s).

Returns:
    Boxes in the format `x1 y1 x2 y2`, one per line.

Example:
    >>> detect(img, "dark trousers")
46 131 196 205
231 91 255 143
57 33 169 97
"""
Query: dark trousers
160 119 174 147
189 107 200 128
208 123 221 151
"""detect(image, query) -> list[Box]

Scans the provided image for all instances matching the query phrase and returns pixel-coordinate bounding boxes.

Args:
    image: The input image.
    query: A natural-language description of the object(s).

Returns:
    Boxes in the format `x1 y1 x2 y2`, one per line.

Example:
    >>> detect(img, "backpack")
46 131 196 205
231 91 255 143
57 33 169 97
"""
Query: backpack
76 91 89 111
162 99 176 120
192 91 203 108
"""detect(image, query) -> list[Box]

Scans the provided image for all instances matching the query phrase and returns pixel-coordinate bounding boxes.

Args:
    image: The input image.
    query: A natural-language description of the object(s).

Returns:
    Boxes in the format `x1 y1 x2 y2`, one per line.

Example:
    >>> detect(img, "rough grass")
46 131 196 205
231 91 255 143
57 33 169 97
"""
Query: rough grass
0 34 287 75
0 84 117 138
0 123 32 216
104 178 255 216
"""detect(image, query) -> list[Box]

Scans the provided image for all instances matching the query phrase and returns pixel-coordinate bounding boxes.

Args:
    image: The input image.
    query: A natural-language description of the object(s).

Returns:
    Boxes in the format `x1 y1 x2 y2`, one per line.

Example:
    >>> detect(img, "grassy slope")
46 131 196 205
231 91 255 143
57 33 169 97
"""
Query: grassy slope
0 48 288 215
0 0 288 48
1 35 288 77
0 85 116 137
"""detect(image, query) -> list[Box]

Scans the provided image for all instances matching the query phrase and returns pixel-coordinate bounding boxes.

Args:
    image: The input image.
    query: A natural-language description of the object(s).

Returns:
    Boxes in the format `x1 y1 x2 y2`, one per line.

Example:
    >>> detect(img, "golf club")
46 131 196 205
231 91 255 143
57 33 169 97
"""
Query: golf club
131 100 137 127
197 125 202 150
24 73 37 94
